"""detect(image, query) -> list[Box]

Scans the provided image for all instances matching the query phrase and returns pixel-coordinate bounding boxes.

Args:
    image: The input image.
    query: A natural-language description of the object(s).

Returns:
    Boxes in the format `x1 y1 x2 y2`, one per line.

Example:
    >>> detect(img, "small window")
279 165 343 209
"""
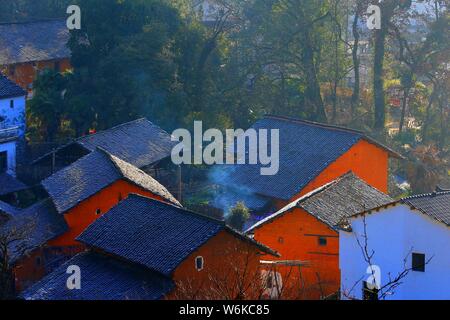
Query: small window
0 151 7 173
278 237 284 244
362 281 379 300
95 209 102 215
10 100 14 109
195 256 204 271
412 253 426 272
35 256 41 267
318 237 327 246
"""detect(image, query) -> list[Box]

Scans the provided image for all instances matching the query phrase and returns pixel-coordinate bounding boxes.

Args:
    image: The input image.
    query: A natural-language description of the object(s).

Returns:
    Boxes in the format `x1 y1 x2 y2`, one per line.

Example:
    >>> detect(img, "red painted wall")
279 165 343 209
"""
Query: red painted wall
252 207 340 300
1 58 71 93
49 179 168 247
13 179 171 292
274 139 389 210
168 230 269 300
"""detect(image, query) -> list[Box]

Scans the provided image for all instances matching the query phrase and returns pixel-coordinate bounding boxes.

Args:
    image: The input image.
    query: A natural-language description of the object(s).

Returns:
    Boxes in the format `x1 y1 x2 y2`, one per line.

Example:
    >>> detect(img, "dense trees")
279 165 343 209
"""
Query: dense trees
14 0 449 191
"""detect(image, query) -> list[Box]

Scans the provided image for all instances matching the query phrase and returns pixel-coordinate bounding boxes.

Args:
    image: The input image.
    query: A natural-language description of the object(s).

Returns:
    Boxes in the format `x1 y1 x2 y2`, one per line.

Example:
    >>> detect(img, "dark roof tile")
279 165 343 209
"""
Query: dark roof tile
220 115 401 201
21 251 174 300
402 191 450 227
0 74 26 98
247 172 393 232
0 19 70 65
42 148 180 214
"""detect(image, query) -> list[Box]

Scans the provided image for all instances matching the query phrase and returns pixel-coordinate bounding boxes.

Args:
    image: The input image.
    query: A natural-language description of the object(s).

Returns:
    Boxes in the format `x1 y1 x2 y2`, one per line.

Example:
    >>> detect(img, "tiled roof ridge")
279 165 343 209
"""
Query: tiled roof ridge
127 193 225 225
264 114 365 136
402 190 450 201
77 118 149 142
264 114 403 159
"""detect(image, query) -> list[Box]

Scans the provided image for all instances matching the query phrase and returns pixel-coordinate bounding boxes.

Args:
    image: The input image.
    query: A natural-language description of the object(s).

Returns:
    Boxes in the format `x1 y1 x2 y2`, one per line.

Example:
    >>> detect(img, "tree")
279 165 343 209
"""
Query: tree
226 202 250 231
28 70 68 142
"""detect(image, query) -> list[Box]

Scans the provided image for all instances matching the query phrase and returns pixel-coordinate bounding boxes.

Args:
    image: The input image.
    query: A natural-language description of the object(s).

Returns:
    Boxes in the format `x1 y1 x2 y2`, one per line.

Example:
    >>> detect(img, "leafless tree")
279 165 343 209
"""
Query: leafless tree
342 215 433 300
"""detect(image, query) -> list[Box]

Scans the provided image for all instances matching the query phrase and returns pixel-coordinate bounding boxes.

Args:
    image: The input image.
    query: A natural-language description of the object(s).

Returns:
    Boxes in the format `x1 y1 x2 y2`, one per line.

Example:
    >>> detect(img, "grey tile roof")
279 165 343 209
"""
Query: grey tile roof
0 200 21 217
402 191 450 227
21 251 174 300
42 148 180 214
33 118 176 168
0 19 70 65
0 199 68 264
247 172 393 232
78 194 278 277
219 115 401 201
0 74 26 99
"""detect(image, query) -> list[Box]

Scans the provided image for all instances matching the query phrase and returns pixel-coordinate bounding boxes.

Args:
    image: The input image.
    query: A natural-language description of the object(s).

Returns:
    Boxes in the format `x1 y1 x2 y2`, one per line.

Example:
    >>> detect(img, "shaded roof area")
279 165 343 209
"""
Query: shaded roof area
0 199 68 264
42 148 180 214
218 115 401 201
0 19 70 65
32 118 176 168
21 251 174 300
247 172 393 232
402 191 450 227
0 74 26 99
78 194 277 277
0 173 28 196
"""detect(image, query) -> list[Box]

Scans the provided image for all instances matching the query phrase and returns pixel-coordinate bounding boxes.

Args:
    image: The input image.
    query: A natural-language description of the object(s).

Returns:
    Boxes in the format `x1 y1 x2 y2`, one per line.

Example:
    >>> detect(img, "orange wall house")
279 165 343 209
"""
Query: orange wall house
169 229 271 300
2 59 71 95
276 139 390 210
12 149 180 292
247 173 394 300
48 179 168 247
253 208 340 300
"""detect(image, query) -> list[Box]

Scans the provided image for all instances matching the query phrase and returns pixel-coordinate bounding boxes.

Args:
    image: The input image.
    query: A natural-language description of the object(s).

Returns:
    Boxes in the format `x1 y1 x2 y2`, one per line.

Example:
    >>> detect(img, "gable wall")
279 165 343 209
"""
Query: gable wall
169 230 266 300
285 139 389 208
48 179 167 247
252 207 340 299
340 205 450 300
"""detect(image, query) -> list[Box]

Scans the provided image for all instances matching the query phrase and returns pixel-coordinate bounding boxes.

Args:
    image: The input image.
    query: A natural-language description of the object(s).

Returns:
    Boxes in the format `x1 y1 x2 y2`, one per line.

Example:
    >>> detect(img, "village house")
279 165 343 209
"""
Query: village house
0 19 71 96
41 147 181 248
340 190 450 300
1 147 180 293
21 194 279 300
212 115 401 223
0 73 27 179
31 118 177 183
246 172 393 299
0 198 68 292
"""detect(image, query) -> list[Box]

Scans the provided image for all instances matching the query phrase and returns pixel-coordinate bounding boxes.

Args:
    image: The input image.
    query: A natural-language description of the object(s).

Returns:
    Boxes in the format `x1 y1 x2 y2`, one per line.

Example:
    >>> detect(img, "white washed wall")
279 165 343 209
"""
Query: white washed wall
340 204 450 300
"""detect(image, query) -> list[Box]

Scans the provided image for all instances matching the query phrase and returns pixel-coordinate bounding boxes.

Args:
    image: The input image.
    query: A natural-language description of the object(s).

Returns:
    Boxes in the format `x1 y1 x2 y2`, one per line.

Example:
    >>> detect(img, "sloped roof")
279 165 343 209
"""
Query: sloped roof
0 19 70 65
247 172 393 232
78 194 278 277
350 191 450 228
0 74 26 99
33 118 176 168
42 148 180 214
21 251 174 300
402 192 450 227
0 199 21 217
0 199 68 264
221 115 401 201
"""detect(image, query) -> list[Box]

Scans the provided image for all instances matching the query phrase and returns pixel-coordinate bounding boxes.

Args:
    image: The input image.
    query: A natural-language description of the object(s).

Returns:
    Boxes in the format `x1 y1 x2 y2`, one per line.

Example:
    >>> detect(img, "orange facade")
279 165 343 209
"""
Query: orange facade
1 58 71 93
169 230 269 300
49 179 168 247
275 139 389 209
13 179 170 293
253 208 339 299
252 140 390 299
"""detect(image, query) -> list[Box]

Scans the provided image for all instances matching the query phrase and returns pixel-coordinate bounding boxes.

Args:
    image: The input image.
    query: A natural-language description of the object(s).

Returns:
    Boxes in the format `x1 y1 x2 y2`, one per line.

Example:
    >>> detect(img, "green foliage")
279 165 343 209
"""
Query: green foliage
226 202 250 231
